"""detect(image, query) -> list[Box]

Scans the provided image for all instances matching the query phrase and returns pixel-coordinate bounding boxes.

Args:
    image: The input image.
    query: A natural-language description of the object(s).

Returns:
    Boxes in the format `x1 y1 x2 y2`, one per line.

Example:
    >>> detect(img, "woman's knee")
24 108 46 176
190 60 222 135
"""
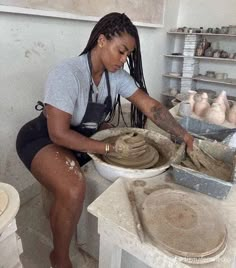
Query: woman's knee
57 174 86 208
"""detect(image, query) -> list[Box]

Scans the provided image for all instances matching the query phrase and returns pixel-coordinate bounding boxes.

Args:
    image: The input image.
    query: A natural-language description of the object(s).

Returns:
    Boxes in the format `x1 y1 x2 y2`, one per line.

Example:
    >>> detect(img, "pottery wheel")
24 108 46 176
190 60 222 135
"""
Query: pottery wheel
0 189 9 216
141 189 227 259
102 133 159 169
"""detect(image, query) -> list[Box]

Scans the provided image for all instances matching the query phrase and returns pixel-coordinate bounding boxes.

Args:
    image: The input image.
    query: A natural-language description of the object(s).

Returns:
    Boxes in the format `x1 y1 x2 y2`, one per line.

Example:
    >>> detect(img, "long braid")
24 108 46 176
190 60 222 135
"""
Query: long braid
81 12 148 128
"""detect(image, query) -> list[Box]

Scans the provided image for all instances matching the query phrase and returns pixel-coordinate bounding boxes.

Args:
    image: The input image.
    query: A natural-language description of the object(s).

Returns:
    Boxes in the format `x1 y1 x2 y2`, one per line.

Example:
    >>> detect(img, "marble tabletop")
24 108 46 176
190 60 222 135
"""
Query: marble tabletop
88 172 236 268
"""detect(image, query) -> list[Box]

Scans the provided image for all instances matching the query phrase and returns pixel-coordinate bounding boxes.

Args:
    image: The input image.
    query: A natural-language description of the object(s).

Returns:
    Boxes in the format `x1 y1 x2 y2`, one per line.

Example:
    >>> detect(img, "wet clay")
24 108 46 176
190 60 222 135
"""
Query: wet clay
183 143 232 181
102 133 160 169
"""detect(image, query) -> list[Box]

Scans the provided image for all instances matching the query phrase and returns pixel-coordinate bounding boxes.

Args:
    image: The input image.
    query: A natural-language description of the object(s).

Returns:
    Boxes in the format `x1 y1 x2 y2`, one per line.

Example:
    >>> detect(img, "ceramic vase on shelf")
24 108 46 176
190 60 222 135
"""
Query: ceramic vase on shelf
205 103 226 125
187 90 197 111
214 90 229 113
193 92 210 117
227 101 236 125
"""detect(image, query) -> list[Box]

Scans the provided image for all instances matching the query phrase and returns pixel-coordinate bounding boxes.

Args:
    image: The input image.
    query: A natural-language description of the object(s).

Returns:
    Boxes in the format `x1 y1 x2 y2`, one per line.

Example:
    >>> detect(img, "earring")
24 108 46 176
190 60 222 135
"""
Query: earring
99 44 103 48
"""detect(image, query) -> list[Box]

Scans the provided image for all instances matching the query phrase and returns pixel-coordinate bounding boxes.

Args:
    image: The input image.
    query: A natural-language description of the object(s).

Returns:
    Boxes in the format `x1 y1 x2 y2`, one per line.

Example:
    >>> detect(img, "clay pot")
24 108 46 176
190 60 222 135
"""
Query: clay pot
205 103 225 125
169 88 178 96
220 26 229 34
227 101 236 125
214 90 229 113
221 51 229 58
206 71 215 78
187 90 197 111
213 50 221 58
194 93 202 102
194 92 210 117
206 28 213 33
178 101 192 117
195 45 204 56
204 47 213 57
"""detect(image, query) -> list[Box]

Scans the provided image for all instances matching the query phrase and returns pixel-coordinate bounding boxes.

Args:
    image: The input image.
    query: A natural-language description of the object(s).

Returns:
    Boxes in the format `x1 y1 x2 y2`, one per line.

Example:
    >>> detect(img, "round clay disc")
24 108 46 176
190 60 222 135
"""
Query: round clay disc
182 234 227 264
141 189 227 258
0 189 9 216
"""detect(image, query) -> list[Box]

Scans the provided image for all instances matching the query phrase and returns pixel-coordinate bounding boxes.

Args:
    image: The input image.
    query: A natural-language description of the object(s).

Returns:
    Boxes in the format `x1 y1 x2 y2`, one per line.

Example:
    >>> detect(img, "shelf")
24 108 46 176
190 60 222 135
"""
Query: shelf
163 74 182 79
161 92 176 97
165 55 236 62
167 32 236 37
193 76 236 86
165 55 185 58
194 56 236 62
163 30 236 97
163 74 236 86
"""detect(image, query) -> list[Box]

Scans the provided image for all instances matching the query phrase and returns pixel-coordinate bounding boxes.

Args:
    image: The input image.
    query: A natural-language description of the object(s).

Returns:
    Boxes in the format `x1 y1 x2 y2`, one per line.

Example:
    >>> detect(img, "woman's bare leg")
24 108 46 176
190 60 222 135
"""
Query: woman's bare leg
31 144 86 268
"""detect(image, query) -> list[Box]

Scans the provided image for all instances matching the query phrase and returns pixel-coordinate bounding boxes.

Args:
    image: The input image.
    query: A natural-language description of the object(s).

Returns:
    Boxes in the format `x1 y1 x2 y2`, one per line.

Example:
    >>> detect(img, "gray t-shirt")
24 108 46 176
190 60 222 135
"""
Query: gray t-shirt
44 54 138 126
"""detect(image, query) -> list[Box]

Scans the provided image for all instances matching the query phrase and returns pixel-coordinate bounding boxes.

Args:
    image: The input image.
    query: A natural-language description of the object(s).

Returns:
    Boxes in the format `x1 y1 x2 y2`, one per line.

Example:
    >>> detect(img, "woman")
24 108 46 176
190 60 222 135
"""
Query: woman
16 12 193 268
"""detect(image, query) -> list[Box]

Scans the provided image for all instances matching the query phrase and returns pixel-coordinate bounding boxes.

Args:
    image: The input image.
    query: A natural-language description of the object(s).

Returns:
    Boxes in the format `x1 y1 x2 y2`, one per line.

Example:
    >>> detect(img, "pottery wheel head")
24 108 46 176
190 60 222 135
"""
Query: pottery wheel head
103 133 160 169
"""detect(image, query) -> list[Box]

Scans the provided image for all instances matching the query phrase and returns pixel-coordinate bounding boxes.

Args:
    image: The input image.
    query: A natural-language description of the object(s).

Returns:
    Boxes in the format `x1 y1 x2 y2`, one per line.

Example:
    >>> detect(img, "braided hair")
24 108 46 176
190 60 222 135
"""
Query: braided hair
80 12 148 128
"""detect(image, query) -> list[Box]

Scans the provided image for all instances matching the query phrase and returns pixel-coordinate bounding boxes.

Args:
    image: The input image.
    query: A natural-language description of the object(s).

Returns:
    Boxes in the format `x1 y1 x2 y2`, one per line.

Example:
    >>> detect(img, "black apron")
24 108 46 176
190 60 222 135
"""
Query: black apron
35 52 112 165
72 51 112 136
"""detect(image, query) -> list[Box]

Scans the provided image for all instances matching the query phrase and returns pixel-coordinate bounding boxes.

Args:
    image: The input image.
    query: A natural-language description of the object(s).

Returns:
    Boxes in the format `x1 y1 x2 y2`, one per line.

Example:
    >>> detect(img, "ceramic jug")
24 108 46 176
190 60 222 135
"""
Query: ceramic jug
227 101 236 125
205 103 225 125
187 90 197 111
214 90 229 112
194 92 210 117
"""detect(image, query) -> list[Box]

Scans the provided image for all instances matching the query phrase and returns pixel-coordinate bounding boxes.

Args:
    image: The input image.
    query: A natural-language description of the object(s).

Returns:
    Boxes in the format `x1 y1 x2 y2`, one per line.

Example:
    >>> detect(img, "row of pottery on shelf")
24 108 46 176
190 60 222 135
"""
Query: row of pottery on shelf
178 90 236 125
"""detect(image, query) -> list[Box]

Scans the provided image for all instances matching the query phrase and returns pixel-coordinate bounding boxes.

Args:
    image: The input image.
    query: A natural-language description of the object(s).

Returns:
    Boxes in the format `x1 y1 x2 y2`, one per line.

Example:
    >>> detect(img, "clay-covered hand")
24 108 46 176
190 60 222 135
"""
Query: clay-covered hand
183 132 194 151
113 133 147 158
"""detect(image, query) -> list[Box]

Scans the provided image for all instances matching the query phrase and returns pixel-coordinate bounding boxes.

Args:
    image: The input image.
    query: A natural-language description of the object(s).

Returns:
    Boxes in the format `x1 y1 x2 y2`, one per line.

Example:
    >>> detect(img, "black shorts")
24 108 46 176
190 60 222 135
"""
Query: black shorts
16 112 91 170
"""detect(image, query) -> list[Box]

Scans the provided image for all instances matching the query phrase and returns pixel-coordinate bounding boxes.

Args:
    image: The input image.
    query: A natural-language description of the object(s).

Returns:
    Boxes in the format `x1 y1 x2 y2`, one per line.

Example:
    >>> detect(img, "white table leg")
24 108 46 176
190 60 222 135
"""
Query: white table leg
99 233 122 268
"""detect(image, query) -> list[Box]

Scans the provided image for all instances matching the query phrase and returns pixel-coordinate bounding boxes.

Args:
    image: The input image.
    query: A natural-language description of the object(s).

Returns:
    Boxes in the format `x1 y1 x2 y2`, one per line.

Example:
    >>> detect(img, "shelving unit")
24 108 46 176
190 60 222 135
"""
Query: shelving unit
167 32 236 37
162 31 236 102
193 76 236 86
165 54 236 63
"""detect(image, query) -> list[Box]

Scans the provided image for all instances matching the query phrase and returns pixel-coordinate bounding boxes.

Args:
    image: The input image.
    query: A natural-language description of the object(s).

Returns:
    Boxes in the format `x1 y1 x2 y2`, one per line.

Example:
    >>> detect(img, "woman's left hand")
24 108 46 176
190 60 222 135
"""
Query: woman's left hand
183 133 194 151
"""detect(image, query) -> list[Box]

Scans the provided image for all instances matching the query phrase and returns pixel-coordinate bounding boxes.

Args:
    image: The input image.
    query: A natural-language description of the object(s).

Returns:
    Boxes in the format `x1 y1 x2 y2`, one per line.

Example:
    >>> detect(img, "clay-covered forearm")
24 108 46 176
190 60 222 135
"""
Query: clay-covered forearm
149 104 188 141
49 128 114 155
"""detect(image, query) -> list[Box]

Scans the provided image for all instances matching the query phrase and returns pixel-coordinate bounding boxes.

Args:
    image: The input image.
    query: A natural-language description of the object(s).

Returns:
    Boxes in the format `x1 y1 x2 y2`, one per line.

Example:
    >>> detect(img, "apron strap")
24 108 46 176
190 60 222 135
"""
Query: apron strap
104 70 112 114
87 52 112 112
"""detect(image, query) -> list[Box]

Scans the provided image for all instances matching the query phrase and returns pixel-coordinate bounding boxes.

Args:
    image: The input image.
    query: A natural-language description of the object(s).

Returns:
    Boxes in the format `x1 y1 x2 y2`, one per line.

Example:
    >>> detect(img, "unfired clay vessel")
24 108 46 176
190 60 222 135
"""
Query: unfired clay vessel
214 91 229 113
187 90 197 111
103 133 160 169
227 101 236 125
194 92 210 117
205 103 226 125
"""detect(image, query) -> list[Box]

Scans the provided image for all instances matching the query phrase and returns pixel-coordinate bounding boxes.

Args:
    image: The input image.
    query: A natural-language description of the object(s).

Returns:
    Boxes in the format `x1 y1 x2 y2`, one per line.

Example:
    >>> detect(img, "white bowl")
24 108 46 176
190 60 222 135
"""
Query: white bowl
88 128 176 182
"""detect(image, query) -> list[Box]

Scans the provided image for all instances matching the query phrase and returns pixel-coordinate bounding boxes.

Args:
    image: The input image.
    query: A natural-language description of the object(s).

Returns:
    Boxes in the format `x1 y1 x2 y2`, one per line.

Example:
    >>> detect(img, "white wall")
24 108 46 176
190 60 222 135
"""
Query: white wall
0 0 180 201
178 0 236 27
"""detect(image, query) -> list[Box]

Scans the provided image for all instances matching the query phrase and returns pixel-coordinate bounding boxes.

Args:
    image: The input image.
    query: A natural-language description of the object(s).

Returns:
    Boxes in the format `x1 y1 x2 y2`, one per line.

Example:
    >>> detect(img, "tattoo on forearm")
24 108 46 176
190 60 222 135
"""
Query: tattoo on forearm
150 106 186 138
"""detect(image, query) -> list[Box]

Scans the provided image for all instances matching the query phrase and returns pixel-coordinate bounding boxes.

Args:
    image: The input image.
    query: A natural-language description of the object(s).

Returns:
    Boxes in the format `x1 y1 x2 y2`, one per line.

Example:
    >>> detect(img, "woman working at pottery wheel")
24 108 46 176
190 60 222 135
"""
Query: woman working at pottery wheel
16 12 193 268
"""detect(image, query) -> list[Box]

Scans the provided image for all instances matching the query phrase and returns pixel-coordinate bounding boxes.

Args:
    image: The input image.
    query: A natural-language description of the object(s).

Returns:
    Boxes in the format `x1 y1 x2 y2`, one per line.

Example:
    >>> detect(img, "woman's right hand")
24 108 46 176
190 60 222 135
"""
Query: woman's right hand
110 133 147 158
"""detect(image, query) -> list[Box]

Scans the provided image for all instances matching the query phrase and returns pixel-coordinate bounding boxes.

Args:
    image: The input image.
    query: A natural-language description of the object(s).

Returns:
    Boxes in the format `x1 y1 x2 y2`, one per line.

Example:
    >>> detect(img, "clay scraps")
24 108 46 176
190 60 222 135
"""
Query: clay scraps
181 142 232 181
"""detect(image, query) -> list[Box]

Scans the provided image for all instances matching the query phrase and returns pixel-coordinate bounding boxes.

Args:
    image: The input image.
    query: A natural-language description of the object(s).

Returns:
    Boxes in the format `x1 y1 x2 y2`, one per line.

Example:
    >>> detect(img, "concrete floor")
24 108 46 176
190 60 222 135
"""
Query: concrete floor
16 194 98 268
